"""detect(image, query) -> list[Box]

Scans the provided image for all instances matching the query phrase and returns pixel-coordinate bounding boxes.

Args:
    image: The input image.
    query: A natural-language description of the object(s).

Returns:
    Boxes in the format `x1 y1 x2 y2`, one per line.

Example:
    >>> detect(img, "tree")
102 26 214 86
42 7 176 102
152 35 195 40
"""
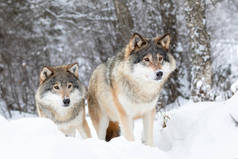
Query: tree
1 0 237 118
0 1 50 117
113 0 134 45
184 0 212 102
158 0 182 107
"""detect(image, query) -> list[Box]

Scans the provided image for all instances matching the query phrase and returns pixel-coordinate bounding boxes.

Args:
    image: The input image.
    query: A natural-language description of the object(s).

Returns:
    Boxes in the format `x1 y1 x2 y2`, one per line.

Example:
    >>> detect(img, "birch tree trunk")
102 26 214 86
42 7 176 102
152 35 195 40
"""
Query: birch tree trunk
184 0 212 102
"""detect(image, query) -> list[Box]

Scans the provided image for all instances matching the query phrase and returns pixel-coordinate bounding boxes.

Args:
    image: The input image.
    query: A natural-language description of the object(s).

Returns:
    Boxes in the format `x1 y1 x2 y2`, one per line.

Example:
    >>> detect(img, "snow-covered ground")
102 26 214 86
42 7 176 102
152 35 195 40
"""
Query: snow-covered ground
1 92 238 159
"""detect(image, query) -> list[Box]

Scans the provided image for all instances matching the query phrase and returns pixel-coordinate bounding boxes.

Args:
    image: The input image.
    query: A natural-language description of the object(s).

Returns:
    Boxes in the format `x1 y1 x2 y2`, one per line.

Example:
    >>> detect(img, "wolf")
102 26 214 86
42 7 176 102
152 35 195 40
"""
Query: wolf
88 33 176 146
35 63 91 138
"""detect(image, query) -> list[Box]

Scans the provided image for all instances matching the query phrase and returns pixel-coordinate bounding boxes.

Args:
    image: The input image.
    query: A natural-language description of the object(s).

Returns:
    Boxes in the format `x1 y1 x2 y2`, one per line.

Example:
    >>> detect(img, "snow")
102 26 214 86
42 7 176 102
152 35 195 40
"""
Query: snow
1 93 238 159
0 117 168 159
231 80 238 93
157 93 238 159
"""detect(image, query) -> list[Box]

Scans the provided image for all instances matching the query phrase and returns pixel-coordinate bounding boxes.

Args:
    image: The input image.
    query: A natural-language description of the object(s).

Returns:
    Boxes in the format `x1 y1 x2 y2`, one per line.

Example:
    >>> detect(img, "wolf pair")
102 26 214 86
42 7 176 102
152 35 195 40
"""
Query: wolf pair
35 33 176 146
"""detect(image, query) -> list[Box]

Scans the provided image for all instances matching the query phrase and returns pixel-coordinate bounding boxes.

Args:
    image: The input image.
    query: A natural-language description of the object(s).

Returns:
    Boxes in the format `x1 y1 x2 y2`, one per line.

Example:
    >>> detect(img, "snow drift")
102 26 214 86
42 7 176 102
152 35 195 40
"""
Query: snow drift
0 115 168 159
157 93 238 159
1 93 238 159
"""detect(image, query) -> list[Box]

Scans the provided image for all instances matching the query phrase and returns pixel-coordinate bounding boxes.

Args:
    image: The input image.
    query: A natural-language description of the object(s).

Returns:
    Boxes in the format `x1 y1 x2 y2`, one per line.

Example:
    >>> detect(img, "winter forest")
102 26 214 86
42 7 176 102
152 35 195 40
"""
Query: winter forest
1 0 238 117
1 0 238 158
0 0 238 117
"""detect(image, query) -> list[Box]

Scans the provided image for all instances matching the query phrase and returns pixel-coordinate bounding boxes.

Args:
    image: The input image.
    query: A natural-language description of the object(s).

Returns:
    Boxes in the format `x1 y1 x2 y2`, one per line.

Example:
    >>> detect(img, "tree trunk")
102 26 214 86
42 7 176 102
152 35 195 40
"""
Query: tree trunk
113 0 134 44
184 0 212 102
158 0 181 106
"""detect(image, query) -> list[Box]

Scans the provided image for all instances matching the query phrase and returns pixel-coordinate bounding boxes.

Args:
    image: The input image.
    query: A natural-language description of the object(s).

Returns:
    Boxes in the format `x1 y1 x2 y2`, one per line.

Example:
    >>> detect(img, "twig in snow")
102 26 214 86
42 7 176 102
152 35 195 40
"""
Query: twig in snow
230 114 238 127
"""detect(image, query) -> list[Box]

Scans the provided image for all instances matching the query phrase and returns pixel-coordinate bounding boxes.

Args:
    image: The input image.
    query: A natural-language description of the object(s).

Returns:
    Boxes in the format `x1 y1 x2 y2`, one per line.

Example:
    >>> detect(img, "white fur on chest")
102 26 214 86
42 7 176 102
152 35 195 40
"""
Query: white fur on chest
57 111 83 129
116 75 160 118
118 93 157 117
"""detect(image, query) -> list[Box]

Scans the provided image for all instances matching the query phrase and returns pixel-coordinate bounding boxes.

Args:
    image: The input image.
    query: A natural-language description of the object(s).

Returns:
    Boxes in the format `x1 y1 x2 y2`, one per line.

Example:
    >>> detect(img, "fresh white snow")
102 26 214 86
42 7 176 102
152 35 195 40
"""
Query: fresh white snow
0 117 168 159
1 92 238 159
157 93 238 159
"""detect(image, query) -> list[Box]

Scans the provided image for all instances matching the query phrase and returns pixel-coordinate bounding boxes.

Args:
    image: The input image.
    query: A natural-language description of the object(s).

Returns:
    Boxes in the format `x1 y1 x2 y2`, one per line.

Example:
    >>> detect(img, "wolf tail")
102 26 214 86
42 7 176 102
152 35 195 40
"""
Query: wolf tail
105 121 120 141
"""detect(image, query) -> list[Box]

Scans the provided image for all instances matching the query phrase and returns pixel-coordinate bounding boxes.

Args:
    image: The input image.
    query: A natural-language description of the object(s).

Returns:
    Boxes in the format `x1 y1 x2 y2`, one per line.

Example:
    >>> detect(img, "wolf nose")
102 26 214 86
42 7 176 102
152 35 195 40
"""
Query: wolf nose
63 99 70 106
156 71 163 80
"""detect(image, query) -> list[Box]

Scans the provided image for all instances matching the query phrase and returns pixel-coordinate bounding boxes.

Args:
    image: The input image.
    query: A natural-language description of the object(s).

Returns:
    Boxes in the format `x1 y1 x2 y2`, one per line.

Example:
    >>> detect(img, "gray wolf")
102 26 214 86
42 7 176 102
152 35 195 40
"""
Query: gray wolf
88 33 176 146
35 63 91 138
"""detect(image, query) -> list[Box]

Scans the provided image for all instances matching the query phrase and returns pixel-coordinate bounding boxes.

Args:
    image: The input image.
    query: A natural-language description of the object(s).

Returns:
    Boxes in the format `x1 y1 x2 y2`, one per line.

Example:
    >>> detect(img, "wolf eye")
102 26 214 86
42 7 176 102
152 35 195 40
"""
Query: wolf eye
144 57 150 62
54 86 59 90
68 84 72 89
159 56 163 62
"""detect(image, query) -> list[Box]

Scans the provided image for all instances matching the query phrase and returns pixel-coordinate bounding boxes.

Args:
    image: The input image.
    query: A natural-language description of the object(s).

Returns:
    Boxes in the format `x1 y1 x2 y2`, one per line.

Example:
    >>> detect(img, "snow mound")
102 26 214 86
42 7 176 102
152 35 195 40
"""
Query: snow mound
0 116 168 159
157 92 238 159
1 93 238 159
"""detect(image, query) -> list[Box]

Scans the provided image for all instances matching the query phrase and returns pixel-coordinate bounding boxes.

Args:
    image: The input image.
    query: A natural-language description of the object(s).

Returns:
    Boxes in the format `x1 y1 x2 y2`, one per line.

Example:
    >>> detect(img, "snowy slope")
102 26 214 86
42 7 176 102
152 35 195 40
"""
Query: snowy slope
157 93 238 159
0 116 168 159
1 93 238 159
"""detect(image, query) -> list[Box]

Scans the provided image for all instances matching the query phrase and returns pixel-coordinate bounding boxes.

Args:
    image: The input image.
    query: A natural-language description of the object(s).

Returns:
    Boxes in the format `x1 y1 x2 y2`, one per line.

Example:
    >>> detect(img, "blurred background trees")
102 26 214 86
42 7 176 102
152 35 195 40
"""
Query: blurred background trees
0 0 238 118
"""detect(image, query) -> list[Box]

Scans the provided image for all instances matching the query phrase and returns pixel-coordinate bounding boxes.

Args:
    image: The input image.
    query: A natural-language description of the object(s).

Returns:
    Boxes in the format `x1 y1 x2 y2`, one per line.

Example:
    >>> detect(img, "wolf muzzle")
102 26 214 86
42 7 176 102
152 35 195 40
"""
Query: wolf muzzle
155 71 163 80
63 98 70 107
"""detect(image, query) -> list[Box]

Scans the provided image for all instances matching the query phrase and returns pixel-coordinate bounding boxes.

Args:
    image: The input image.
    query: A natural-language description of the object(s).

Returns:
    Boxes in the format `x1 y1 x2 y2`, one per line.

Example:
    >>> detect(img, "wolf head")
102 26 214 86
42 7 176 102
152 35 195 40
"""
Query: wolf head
124 33 175 81
37 63 84 108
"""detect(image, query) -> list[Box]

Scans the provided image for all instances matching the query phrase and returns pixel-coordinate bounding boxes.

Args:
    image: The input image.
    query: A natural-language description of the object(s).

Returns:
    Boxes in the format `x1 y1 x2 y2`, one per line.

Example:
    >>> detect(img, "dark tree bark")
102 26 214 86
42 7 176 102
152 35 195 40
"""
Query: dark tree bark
158 0 182 107
113 0 134 45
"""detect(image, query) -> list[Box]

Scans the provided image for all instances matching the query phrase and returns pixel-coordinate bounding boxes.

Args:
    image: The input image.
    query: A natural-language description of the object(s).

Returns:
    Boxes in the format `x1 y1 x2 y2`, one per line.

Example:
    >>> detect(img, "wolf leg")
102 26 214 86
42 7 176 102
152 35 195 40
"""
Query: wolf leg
110 82 135 141
119 116 135 141
77 119 92 139
96 113 109 140
83 119 92 138
88 102 109 140
142 108 155 146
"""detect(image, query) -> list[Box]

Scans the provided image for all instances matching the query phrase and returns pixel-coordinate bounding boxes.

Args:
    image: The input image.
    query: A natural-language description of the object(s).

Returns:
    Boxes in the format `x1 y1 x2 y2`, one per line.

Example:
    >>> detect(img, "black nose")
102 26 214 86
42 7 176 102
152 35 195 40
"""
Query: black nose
156 71 163 80
63 99 70 106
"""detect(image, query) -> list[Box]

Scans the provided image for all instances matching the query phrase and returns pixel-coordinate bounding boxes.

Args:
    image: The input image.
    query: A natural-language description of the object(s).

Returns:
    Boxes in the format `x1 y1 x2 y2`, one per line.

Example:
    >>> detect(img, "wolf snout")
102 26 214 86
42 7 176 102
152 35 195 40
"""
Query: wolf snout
63 98 70 107
155 71 163 80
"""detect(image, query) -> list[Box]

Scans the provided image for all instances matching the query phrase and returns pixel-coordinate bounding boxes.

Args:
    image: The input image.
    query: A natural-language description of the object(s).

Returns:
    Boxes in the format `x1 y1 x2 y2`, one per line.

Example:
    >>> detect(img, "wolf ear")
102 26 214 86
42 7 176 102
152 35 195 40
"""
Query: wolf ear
40 67 53 84
125 33 147 58
156 33 171 50
68 63 79 77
